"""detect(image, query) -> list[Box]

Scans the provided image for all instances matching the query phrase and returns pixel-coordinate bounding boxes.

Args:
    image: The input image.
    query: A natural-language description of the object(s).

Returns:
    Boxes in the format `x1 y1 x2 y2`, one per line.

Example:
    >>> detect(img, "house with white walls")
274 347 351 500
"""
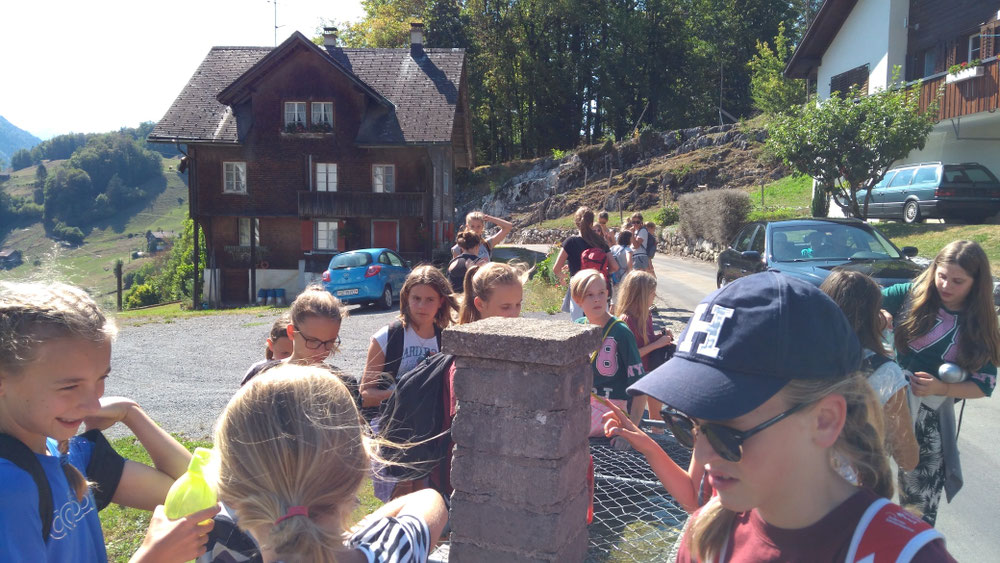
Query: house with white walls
786 0 1000 175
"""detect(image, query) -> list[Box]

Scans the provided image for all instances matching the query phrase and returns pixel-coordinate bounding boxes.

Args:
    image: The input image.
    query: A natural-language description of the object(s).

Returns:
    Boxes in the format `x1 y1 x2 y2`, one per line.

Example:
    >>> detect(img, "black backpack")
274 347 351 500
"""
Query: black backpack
380 353 456 480
383 320 443 380
0 430 124 542
863 353 893 373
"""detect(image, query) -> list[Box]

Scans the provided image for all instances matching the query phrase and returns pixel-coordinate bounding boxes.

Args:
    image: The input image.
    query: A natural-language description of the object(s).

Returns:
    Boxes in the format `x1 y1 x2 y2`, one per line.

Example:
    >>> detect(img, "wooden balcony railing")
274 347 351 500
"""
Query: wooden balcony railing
914 57 999 121
297 190 426 218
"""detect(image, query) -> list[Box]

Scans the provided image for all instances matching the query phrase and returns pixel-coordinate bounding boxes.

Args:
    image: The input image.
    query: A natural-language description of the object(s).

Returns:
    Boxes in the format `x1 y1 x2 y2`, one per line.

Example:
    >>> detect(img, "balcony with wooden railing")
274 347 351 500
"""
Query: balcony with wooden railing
914 57 999 121
297 190 426 219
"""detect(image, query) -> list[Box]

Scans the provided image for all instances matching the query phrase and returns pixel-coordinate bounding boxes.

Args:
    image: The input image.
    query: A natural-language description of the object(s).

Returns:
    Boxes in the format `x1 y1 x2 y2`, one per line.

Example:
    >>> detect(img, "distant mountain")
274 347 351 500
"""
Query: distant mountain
0 115 42 167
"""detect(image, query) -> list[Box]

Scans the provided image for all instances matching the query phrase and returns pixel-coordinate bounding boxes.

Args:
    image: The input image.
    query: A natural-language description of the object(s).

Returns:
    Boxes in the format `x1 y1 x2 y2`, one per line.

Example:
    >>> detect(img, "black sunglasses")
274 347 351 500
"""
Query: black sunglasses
292 327 341 351
660 402 809 462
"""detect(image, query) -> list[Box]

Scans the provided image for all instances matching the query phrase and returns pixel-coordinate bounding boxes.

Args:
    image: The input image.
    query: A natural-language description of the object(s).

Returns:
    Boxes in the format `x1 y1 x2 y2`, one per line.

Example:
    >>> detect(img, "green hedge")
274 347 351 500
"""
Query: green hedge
678 189 750 246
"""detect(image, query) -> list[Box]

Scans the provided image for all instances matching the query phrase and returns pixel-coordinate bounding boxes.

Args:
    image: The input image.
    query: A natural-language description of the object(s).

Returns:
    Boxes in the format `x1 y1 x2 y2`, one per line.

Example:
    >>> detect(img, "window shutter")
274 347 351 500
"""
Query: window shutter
983 23 996 59
338 221 346 250
301 220 314 251
945 39 957 68
830 64 869 97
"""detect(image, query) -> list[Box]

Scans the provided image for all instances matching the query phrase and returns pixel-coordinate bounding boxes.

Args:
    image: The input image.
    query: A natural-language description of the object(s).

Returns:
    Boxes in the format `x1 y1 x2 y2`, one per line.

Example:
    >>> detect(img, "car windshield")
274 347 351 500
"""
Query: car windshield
770 224 902 262
329 252 372 269
943 164 999 184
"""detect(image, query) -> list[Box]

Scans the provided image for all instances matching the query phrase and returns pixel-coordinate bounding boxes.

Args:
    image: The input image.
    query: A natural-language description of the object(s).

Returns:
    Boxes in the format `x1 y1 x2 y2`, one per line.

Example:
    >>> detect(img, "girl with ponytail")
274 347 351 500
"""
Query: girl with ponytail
0 281 216 561
458 261 527 324
607 273 954 562
553 206 618 320
215 363 447 563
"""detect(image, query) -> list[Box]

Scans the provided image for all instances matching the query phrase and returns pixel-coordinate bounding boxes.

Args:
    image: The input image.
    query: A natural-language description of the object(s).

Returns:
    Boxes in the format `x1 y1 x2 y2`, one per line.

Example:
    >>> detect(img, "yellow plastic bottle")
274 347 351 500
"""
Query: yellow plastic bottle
164 446 217 526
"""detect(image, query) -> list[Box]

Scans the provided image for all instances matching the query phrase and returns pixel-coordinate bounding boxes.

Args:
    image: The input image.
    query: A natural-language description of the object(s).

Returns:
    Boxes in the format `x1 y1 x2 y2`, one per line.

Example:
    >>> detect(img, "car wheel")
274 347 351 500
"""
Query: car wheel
903 201 922 224
379 285 393 310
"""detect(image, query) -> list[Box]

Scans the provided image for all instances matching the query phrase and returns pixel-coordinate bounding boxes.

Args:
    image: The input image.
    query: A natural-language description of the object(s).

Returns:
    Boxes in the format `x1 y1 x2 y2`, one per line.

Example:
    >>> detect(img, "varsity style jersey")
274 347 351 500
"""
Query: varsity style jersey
577 316 645 401
882 283 998 397
675 489 954 563
0 438 108 562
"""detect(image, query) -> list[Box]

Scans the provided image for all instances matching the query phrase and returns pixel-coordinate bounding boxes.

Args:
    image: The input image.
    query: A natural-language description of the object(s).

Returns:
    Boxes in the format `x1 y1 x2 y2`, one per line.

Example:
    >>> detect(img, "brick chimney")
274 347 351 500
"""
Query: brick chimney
323 26 338 47
410 22 424 56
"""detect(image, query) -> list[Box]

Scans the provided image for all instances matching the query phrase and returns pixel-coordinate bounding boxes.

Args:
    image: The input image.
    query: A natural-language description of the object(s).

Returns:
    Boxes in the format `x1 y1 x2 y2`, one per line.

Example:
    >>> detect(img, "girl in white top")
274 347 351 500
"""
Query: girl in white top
450 211 514 261
361 266 458 408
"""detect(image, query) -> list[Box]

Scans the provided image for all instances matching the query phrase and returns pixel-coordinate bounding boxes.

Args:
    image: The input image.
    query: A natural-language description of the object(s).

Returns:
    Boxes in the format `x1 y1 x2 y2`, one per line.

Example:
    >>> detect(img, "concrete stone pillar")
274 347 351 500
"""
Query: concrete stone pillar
442 317 601 562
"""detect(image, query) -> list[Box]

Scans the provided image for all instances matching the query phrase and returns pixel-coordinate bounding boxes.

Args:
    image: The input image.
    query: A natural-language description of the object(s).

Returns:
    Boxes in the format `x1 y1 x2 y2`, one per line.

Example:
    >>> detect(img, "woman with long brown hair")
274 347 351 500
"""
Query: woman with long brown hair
882 240 1000 526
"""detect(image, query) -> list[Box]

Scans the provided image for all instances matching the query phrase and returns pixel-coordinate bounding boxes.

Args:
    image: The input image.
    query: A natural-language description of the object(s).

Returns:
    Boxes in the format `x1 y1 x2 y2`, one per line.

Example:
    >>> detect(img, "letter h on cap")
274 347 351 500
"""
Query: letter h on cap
678 304 734 359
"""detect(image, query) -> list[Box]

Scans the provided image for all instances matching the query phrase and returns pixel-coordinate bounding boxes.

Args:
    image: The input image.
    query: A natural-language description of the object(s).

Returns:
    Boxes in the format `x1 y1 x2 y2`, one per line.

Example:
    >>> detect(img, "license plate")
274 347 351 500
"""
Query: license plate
336 289 359 296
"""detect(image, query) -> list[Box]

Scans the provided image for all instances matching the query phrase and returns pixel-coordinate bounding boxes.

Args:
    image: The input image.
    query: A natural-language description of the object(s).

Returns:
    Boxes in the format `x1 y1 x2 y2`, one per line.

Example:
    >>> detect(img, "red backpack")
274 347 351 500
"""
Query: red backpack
580 247 612 294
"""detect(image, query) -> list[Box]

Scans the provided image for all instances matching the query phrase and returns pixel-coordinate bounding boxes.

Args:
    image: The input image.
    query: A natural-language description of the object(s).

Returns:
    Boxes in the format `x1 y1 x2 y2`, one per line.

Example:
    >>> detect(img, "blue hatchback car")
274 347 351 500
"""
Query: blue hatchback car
321 249 411 309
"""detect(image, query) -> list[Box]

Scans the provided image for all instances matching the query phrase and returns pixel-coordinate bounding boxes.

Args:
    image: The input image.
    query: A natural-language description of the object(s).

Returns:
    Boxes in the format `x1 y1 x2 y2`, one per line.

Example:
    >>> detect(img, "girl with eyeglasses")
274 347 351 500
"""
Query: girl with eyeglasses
604 273 954 561
240 285 352 402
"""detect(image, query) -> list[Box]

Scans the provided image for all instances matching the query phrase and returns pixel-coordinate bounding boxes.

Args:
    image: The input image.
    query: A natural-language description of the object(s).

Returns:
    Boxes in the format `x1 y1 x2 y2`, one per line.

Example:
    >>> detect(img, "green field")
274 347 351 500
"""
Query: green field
876 222 1000 276
0 156 188 308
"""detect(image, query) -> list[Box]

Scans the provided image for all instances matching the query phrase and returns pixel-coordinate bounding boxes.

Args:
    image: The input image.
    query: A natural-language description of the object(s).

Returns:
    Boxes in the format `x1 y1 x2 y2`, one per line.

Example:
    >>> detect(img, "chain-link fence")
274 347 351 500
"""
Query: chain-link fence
586 428 691 562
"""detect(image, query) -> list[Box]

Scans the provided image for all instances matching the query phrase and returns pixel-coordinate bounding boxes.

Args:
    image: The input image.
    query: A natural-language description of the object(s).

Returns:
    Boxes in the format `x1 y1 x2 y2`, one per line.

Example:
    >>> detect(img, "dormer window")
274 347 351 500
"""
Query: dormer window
968 33 981 63
312 102 333 127
284 102 306 126
373 165 395 193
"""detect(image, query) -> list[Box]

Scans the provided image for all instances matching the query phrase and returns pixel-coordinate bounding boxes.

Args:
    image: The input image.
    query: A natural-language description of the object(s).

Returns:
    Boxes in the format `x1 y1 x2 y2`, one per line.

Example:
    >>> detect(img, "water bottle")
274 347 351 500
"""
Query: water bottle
164 447 217 527
920 363 967 410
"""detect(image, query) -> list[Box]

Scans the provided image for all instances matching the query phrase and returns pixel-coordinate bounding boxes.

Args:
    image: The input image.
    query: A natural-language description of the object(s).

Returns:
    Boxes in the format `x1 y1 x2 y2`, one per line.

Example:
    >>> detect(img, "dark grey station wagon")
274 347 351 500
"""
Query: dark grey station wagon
854 162 1000 224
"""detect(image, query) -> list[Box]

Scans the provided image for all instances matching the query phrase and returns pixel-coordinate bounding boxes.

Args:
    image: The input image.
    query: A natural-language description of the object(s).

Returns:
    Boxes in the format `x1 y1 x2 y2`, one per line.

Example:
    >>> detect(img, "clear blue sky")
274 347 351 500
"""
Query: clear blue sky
0 0 365 140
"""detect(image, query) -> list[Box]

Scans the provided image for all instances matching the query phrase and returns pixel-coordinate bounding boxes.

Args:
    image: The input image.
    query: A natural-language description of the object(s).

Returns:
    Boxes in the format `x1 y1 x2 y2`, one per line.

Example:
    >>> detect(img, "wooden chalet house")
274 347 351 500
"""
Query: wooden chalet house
786 1 1000 174
149 24 473 305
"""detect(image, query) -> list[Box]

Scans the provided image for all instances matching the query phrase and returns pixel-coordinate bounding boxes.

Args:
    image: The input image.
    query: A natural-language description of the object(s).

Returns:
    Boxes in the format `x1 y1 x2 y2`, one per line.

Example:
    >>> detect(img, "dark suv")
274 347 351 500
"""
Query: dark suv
855 162 1000 223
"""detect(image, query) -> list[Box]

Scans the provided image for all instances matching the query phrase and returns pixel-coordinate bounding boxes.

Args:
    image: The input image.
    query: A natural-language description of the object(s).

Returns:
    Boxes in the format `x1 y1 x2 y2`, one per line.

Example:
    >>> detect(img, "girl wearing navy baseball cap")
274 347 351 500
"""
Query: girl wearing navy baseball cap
607 272 954 562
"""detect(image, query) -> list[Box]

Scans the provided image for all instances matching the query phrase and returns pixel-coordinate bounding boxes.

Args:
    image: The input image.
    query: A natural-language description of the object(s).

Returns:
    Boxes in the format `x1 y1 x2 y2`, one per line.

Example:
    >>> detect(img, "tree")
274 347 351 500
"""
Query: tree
767 72 938 219
425 0 466 48
748 22 805 115
35 162 48 186
10 149 32 171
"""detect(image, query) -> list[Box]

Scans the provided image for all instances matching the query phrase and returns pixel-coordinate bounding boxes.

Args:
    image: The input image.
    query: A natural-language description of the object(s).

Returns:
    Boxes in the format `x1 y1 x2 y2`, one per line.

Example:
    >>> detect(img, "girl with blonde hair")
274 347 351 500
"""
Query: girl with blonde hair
450 210 514 260
606 273 953 561
458 261 526 324
0 281 217 561
614 271 673 430
216 363 447 563
882 240 1000 526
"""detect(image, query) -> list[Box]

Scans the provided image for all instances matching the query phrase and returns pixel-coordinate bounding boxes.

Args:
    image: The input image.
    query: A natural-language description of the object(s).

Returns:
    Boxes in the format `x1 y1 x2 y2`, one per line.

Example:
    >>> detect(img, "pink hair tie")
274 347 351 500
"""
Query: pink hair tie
274 505 309 526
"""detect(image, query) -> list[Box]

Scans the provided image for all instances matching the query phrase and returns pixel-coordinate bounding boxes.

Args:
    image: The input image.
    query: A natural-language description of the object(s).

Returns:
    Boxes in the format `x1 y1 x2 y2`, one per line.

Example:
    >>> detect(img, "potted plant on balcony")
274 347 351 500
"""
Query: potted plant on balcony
946 59 983 84
284 121 306 134
308 121 333 133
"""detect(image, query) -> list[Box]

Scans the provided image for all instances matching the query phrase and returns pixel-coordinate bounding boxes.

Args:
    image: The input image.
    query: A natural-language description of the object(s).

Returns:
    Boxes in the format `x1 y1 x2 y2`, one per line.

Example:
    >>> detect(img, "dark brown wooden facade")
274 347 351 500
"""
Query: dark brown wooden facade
151 31 471 305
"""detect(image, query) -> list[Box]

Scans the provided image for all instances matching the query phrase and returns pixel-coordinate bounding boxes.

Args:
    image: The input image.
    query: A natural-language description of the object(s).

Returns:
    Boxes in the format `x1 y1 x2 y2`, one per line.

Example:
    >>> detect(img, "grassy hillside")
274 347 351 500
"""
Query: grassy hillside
0 156 188 307
2 158 70 197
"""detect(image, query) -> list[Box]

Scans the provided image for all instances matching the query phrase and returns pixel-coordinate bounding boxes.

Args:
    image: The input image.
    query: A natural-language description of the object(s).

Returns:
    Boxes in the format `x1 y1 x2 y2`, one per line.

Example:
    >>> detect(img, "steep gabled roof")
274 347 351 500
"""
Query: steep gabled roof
149 32 467 147
785 0 859 79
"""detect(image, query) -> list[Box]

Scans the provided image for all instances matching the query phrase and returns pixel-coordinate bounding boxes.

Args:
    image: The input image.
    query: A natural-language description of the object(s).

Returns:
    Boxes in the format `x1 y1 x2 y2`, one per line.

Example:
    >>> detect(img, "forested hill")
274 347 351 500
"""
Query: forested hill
336 0 823 165
0 115 41 167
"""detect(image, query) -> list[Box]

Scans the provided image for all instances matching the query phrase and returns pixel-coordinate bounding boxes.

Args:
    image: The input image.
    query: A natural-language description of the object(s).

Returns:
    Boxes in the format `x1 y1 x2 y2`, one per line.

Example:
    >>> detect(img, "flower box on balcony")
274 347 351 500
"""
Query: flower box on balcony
946 65 984 84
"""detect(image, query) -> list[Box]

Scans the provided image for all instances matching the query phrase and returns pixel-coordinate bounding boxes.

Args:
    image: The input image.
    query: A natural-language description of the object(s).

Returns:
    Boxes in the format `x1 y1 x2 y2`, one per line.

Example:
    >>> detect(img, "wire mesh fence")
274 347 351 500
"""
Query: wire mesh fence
586 428 692 562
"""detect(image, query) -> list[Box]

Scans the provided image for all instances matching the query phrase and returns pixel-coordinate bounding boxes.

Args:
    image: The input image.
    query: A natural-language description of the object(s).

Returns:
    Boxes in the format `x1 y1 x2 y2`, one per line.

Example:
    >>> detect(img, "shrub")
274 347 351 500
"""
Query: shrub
653 204 680 226
534 245 563 286
52 221 85 245
551 148 567 159
678 189 751 246
124 283 160 309
748 208 801 222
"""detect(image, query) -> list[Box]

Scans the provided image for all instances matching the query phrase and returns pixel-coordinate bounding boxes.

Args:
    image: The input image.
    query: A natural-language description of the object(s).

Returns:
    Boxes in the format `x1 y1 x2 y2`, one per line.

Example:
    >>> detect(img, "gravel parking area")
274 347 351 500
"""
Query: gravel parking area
106 295 688 440
105 305 399 439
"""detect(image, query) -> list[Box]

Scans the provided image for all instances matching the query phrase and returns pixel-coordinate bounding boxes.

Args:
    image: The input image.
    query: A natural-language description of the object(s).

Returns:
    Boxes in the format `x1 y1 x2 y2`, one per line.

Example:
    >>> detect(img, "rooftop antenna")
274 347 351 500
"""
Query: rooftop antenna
268 0 285 46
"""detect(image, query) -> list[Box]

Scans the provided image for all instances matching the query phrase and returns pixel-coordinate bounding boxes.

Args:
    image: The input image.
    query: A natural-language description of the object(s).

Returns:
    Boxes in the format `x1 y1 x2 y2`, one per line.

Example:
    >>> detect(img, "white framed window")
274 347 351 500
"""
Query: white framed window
311 102 333 126
969 34 981 62
316 221 338 250
373 164 395 193
316 163 337 192
224 162 247 194
444 170 449 195
284 102 306 126
238 218 259 247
